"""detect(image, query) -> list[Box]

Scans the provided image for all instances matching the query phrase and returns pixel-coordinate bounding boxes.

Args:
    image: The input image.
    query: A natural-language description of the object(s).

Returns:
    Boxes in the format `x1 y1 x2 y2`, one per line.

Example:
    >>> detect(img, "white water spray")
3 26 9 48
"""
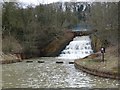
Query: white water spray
58 36 93 59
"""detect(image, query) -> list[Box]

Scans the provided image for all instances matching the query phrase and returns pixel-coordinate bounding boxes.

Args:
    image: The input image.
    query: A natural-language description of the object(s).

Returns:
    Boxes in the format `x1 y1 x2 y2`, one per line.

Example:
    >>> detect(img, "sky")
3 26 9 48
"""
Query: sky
18 0 95 5
2 0 119 6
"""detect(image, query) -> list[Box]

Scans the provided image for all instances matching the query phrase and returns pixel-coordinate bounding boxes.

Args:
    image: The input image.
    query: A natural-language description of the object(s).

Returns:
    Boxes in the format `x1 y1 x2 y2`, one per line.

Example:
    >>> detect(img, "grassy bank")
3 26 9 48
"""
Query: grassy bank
74 45 119 79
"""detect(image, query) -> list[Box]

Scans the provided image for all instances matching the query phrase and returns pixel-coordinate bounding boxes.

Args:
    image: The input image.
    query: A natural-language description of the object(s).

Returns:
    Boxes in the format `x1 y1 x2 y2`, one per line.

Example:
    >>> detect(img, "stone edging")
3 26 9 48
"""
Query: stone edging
74 60 120 80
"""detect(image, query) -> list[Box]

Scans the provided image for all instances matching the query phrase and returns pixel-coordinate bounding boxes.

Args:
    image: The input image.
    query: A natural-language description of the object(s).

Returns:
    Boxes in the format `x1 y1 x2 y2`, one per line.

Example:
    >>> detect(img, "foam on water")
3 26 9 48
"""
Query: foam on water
58 36 93 59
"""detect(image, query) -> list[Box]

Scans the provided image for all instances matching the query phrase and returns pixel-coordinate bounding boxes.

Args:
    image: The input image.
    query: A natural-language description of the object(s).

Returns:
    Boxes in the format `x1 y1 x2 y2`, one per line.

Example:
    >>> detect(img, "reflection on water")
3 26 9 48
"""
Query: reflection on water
2 57 119 88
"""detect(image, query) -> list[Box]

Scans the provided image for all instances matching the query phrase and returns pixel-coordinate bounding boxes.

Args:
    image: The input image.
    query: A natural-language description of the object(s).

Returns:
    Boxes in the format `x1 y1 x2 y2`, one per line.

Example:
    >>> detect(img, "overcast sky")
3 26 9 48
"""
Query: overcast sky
18 0 95 5
2 0 119 5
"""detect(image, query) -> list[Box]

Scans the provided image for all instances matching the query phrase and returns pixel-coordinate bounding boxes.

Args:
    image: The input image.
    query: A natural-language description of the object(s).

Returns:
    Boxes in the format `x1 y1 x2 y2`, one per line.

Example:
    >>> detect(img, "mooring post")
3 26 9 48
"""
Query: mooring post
101 47 105 62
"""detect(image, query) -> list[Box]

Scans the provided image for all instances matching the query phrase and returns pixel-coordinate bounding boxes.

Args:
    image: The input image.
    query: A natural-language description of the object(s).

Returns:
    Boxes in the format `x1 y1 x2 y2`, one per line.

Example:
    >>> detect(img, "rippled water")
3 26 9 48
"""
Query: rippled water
2 57 119 88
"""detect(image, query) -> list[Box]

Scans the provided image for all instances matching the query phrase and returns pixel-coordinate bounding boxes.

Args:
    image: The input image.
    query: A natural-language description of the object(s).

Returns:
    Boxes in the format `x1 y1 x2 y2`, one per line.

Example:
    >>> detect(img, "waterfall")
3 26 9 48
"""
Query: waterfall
58 36 93 59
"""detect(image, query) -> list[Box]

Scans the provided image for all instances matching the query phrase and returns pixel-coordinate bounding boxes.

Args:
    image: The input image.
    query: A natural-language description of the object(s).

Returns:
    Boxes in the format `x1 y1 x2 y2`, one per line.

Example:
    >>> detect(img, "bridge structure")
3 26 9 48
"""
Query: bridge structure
67 24 97 36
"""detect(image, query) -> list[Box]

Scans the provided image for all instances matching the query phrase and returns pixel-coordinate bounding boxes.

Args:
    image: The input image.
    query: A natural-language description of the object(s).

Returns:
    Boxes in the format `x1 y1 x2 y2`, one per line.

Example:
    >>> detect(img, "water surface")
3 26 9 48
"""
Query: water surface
2 57 119 88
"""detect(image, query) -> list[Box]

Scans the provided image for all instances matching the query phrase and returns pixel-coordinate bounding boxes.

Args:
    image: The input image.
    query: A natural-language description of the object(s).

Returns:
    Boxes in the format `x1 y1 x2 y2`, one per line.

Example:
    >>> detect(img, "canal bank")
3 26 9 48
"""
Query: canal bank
74 46 119 80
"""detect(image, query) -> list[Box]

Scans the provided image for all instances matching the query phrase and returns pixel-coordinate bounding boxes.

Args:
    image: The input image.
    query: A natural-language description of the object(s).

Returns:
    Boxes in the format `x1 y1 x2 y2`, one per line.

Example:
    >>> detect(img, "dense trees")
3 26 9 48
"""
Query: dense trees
2 2 84 56
86 2 118 47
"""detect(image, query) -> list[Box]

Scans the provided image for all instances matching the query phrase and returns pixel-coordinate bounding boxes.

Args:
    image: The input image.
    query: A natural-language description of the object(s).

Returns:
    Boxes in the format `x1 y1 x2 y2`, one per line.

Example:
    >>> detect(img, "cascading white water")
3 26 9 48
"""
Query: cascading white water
58 36 93 59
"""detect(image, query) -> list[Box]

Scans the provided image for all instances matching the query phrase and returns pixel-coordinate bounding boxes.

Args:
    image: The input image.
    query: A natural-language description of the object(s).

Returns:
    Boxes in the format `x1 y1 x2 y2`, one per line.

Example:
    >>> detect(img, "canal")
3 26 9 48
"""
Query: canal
2 57 119 88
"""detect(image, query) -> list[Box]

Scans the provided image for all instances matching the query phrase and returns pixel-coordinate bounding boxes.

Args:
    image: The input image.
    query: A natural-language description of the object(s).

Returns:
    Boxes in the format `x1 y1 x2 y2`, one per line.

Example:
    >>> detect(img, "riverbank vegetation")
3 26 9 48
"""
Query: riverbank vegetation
2 2 119 59
87 2 118 52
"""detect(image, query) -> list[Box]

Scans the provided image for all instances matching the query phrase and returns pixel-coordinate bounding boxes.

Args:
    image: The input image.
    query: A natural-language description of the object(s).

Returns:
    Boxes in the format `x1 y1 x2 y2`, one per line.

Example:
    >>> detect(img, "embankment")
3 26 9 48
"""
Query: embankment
42 31 74 56
74 46 119 80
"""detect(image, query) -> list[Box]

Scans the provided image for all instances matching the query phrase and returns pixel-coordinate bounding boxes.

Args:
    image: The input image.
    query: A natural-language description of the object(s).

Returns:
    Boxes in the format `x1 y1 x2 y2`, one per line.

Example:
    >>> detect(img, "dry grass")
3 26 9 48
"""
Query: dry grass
2 36 22 53
0 53 18 61
78 46 118 73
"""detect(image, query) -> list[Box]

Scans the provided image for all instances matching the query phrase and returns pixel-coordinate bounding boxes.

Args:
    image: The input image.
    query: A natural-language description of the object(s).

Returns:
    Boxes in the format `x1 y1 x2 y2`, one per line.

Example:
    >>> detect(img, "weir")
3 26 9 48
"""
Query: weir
58 36 93 59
